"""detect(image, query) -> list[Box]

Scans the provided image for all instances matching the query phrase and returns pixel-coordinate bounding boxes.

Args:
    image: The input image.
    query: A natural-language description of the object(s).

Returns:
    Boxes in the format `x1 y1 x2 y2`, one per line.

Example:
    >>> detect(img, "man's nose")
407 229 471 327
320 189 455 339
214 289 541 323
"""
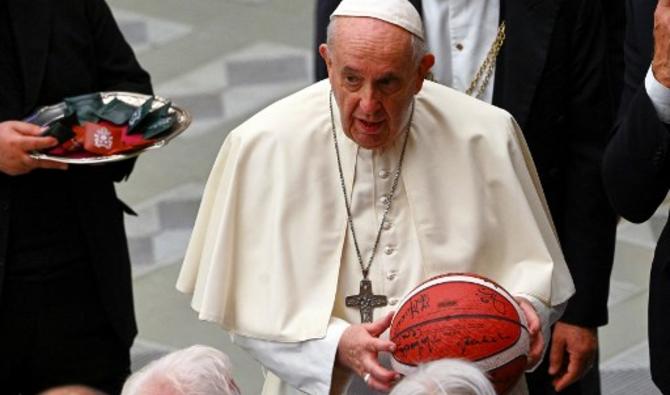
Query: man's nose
358 86 381 115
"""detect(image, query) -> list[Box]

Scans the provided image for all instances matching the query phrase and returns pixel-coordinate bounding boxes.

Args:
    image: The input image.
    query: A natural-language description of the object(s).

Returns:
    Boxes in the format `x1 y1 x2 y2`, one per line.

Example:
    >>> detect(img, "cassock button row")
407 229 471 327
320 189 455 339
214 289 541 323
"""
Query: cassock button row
382 221 392 230
378 169 389 179
389 298 399 306
384 246 394 255
380 196 390 206
386 270 398 280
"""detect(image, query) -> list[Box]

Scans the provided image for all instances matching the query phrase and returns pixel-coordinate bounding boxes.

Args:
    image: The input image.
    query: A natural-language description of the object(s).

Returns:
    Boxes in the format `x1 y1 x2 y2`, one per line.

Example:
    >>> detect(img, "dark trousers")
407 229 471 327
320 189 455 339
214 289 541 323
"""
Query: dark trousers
0 257 130 395
526 348 601 395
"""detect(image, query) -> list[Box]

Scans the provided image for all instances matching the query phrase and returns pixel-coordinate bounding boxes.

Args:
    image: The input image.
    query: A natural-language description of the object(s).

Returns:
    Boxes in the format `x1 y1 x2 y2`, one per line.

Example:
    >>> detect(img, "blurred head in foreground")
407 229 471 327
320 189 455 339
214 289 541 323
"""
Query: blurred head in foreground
121 345 240 395
39 385 106 395
390 359 496 395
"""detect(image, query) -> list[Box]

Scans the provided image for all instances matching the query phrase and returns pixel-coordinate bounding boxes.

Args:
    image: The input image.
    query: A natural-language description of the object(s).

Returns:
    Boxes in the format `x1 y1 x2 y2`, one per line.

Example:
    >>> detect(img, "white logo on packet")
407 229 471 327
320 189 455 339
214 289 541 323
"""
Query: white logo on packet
93 127 113 149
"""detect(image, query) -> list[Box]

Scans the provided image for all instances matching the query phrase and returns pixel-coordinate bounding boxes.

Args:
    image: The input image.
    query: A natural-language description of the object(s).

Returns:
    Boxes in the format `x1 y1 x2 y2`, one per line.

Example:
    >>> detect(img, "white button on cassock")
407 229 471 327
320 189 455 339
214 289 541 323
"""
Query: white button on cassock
387 270 398 280
378 169 390 179
384 246 394 255
382 221 392 230
380 196 389 206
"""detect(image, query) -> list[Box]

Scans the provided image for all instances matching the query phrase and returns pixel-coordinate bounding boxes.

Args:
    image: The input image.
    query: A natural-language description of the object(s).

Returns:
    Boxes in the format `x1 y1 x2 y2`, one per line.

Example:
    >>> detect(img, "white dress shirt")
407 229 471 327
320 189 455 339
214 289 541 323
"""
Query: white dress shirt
422 0 500 103
646 65 670 124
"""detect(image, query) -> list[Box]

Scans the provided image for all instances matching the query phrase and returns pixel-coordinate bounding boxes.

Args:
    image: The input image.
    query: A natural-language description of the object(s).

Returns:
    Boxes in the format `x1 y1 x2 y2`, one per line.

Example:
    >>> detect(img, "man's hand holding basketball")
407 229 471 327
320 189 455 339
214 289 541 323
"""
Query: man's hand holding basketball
515 297 544 369
337 312 400 392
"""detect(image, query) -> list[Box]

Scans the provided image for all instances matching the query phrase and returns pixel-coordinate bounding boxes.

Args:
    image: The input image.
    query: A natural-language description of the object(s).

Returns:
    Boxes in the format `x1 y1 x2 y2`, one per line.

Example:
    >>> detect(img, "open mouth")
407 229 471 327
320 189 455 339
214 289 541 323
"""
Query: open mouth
356 118 384 134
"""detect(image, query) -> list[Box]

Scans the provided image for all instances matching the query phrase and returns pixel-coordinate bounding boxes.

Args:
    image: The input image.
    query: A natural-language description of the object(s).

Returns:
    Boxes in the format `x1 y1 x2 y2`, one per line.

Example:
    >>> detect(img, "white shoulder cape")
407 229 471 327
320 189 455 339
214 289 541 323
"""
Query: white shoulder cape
176 80 574 342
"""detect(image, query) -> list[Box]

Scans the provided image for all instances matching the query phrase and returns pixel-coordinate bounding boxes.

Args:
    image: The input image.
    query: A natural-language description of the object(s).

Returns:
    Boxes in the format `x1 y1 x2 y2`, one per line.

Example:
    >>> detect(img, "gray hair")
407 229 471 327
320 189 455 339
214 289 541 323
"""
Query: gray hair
390 359 497 395
121 345 240 395
326 17 427 66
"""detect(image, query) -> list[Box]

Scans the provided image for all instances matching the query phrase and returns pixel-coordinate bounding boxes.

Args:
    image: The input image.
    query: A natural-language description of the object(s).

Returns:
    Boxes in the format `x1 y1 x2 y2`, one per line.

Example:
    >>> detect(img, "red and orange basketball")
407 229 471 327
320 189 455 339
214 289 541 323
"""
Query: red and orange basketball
390 273 529 394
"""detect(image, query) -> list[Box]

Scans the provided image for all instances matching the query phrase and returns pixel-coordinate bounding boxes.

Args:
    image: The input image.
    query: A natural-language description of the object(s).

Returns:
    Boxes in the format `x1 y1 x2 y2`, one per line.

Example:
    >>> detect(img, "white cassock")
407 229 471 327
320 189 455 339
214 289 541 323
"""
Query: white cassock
176 79 575 394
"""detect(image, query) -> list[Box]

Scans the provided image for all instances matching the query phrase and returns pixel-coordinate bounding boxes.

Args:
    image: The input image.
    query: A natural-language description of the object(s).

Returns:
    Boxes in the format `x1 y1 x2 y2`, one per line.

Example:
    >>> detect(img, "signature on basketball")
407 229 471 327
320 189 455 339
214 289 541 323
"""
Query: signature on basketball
394 326 512 359
394 294 430 328
476 287 507 314
393 325 465 357
457 332 512 355
395 332 435 357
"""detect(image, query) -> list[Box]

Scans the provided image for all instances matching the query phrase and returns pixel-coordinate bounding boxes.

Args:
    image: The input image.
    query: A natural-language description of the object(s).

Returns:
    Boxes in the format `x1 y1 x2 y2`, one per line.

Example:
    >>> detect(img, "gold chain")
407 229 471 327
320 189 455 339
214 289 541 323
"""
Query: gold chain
465 21 506 99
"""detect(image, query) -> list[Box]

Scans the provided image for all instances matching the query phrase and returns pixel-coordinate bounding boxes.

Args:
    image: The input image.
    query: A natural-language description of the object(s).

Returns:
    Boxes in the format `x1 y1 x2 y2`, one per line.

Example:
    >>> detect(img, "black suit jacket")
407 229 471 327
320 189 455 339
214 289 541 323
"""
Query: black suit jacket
494 0 617 327
315 0 617 328
0 0 152 348
602 0 670 391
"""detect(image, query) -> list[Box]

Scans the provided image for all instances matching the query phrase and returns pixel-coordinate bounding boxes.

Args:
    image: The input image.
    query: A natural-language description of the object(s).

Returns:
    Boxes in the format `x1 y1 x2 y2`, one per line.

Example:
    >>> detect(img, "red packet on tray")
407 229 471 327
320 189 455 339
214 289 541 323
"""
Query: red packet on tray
81 122 154 155
29 92 191 164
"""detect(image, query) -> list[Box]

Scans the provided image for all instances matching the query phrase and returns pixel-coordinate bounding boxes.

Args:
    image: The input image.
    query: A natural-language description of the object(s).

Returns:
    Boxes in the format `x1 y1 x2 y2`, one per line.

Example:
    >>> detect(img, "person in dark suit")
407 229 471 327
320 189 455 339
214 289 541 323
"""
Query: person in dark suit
314 1 618 394
0 0 152 394
603 0 627 113
603 0 670 393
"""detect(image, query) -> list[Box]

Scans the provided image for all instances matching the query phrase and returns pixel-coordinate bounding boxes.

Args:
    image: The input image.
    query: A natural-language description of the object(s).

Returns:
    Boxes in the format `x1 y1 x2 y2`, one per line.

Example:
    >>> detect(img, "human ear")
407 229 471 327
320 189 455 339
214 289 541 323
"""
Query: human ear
414 53 435 92
319 44 333 76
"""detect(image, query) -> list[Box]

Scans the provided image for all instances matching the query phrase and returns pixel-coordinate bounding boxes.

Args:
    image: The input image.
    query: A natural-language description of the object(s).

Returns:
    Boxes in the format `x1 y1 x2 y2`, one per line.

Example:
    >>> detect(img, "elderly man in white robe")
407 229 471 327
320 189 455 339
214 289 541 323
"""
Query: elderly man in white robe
177 0 574 393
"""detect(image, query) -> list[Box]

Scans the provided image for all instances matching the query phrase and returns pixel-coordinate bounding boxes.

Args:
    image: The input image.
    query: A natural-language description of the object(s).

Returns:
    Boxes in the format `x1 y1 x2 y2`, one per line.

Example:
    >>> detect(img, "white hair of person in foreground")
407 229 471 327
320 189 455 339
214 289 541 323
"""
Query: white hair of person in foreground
121 345 240 395
390 359 496 395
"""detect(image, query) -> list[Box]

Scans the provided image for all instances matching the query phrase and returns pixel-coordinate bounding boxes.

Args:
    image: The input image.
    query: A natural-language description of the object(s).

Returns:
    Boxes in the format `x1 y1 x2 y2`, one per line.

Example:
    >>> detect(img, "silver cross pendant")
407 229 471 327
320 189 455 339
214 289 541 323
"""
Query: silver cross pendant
345 279 388 323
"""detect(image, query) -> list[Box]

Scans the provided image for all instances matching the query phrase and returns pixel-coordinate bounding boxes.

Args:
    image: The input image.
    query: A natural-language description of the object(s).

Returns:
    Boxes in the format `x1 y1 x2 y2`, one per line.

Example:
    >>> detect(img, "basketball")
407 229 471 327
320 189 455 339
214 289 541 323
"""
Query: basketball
390 273 529 394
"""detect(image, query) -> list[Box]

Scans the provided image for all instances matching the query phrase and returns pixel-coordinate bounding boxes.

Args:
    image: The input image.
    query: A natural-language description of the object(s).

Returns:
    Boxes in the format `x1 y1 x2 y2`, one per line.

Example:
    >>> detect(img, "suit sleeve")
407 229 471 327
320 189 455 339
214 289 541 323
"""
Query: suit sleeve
557 0 618 327
603 0 670 224
84 0 154 182
87 0 152 96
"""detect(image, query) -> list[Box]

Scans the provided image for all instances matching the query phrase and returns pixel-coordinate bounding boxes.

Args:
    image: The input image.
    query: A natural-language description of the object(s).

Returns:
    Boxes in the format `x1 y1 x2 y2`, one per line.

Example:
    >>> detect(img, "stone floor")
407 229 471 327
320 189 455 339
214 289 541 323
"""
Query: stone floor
107 0 662 393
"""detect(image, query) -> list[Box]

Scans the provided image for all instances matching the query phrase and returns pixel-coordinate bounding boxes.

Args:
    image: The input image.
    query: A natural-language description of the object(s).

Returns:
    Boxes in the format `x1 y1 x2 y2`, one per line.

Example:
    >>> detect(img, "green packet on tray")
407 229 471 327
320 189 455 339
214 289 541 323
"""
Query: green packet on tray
41 92 176 157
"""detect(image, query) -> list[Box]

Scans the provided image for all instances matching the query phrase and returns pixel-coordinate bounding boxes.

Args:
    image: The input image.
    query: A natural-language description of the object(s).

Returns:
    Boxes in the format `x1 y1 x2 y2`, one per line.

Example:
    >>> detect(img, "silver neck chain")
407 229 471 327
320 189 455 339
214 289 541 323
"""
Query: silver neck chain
329 91 414 279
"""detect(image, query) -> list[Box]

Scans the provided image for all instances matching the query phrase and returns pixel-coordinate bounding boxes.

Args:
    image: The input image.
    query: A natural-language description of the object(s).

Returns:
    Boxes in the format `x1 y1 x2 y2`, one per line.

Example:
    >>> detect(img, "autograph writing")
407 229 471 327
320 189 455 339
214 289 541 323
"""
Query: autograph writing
476 287 507 314
394 294 430 328
394 325 512 360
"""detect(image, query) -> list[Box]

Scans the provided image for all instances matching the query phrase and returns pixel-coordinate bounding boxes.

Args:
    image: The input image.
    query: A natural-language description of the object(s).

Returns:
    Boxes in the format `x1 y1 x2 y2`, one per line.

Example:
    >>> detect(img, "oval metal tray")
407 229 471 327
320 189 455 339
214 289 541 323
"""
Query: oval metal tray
28 91 191 164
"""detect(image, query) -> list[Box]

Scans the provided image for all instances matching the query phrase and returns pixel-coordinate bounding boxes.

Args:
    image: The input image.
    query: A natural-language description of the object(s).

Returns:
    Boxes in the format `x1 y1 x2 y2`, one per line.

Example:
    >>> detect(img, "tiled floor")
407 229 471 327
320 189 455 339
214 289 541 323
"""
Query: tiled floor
602 342 662 395
107 0 663 393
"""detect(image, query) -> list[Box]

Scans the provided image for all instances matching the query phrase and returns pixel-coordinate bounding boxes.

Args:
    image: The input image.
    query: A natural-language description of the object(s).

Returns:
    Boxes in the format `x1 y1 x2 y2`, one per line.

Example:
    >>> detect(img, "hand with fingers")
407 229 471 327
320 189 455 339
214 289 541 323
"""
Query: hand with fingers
514 297 545 369
547 322 598 392
653 0 670 86
336 312 400 392
0 121 68 176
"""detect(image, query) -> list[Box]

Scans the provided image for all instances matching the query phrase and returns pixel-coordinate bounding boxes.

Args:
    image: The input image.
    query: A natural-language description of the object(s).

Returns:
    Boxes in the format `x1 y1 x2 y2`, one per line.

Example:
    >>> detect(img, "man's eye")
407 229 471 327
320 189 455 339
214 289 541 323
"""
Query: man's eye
378 78 400 93
379 78 397 87
345 75 360 84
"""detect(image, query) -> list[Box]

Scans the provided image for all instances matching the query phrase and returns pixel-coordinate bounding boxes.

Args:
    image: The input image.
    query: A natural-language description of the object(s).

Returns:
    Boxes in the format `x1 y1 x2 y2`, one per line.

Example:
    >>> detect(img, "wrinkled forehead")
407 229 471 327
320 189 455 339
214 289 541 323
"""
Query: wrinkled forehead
330 17 414 58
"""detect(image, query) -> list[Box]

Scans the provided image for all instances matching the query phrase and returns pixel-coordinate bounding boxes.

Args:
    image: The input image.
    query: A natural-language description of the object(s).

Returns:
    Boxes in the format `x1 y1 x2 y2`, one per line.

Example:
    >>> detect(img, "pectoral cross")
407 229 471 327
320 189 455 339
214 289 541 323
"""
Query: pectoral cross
346 279 388 323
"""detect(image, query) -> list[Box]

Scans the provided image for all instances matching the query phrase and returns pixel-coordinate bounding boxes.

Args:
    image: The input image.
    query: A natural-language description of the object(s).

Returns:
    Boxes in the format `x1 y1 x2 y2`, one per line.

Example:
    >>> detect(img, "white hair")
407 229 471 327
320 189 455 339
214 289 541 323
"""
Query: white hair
390 359 497 395
121 345 240 395
326 17 427 66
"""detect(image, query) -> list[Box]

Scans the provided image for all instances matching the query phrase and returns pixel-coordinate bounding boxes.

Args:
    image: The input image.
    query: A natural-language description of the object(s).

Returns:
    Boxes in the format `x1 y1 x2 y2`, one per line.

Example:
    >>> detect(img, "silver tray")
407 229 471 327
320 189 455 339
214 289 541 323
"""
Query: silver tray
28 91 191 164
